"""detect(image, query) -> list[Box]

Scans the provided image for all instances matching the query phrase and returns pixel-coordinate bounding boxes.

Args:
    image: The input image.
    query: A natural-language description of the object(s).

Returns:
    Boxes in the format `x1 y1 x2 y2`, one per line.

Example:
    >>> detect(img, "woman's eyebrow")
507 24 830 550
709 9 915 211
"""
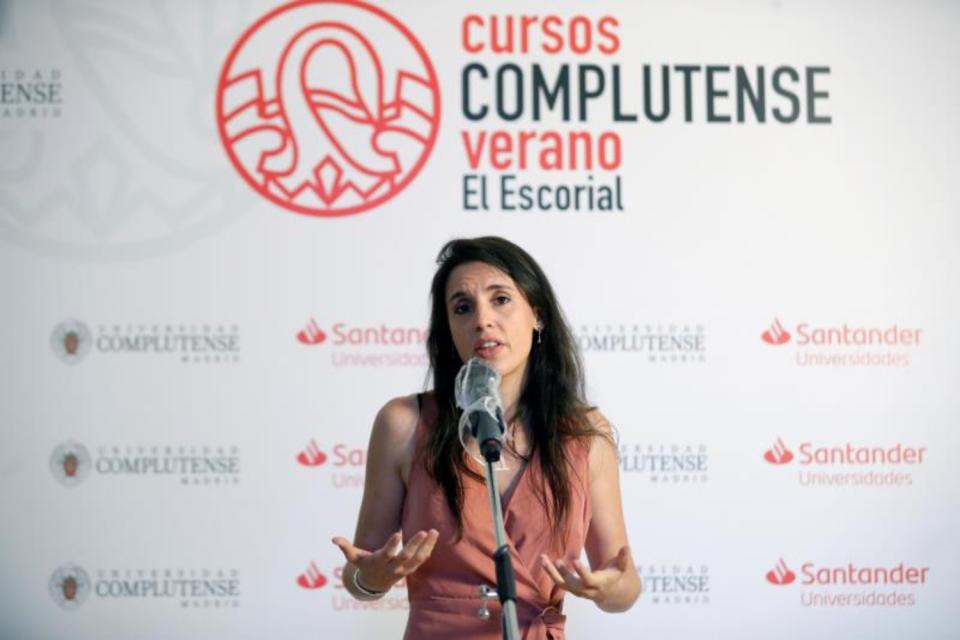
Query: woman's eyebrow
448 283 514 303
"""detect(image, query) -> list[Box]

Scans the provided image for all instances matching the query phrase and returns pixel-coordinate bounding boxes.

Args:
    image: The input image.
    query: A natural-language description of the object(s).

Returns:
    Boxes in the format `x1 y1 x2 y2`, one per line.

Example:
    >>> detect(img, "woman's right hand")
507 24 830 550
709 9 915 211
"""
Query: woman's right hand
332 529 439 592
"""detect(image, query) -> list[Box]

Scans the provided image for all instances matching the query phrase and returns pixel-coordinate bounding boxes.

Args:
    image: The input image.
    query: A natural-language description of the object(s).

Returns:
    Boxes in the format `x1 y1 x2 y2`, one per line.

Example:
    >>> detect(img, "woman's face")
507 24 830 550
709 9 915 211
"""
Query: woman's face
445 261 540 387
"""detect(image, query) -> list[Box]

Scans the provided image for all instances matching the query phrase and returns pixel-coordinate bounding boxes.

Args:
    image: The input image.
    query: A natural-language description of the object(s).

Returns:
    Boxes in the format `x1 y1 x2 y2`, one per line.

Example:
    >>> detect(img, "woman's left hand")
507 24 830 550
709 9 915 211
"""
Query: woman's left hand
541 546 633 607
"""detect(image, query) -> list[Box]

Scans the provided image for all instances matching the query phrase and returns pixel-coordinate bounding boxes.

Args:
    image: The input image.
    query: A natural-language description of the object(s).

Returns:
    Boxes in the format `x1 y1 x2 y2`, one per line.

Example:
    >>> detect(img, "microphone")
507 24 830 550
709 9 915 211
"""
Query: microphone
454 358 506 462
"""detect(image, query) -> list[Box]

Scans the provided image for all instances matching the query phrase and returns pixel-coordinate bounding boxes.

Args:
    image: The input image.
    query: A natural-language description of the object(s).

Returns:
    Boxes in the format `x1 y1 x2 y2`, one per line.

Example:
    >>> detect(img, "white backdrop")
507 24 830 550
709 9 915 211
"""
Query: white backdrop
1 0 959 638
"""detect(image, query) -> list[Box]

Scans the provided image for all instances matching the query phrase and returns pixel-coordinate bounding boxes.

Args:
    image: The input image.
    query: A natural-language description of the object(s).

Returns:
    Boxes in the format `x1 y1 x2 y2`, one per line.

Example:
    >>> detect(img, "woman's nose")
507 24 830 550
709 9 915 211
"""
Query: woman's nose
474 303 493 329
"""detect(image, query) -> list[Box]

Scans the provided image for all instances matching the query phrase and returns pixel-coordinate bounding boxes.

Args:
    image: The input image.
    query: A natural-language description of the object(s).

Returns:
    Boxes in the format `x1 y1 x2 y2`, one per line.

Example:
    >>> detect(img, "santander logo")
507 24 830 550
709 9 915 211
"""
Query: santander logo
297 440 328 466
761 318 791 345
297 562 327 589
297 319 327 345
766 558 796 585
764 439 926 466
297 441 367 469
761 318 922 347
764 438 794 465
217 0 441 217
296 320 427 346
765 558 929 588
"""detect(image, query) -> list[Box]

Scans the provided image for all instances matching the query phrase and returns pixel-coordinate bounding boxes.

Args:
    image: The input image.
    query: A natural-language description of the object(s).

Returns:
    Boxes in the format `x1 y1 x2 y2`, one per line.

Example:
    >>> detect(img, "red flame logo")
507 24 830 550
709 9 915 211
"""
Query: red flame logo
297 440 327 466
766 558 796 585
297 318 327 345
764 438 794 465
297 562 327 589
761 318 791 345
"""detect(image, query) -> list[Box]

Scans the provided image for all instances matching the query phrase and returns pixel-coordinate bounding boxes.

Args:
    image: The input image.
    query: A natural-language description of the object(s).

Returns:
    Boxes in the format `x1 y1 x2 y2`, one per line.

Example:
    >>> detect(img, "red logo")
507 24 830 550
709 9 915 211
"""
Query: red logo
297 561 328 589
761 318 791 345
764 438 794 465
297 318 327 345
217 0 441 217
297 440 328 466
766 558 796 585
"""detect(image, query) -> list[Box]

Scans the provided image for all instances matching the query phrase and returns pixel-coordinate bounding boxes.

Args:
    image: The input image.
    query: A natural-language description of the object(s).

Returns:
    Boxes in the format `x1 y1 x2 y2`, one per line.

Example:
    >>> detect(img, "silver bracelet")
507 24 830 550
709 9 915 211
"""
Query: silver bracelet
351 567 388 600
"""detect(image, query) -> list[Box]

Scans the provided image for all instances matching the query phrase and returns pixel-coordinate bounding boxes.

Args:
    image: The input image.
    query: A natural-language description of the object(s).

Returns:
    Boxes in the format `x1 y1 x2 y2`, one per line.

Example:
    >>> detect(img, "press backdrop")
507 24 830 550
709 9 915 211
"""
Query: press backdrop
1 0 959 638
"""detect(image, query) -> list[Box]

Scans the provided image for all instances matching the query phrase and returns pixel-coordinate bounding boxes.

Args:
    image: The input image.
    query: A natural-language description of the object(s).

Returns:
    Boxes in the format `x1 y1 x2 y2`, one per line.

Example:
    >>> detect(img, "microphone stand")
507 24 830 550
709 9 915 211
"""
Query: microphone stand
478 426 520 640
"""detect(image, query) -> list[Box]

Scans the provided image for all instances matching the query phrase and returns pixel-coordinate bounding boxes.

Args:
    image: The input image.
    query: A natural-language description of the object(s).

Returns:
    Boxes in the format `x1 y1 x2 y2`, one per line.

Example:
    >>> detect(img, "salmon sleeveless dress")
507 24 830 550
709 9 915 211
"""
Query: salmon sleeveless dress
401 395 592 640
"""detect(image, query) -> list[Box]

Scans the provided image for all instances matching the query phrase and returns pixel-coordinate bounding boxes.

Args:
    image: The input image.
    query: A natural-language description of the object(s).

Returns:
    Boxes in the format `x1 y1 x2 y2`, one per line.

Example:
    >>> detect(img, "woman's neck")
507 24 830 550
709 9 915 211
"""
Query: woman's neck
498 368 527 425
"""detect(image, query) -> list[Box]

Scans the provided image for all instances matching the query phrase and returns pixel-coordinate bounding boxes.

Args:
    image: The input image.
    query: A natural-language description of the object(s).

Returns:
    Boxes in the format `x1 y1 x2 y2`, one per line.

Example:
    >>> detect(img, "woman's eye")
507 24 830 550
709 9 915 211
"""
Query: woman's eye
453 302 471 315
494 295 511 305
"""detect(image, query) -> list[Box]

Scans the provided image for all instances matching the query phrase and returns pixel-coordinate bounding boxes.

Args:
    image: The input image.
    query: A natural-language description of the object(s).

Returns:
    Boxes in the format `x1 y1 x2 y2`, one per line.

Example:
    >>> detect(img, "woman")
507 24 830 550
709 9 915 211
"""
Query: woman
332 237 640 639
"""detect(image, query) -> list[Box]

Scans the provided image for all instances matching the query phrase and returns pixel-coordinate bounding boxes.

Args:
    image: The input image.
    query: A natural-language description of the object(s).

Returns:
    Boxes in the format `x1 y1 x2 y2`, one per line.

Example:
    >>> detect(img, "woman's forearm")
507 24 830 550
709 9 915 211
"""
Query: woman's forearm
341 562 389 601
595 571 642 612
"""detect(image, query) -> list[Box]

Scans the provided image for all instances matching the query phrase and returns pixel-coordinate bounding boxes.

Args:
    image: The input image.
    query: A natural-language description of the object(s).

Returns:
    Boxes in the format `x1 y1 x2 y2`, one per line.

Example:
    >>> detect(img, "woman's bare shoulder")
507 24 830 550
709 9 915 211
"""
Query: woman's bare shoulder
371 394 422 446
582 407 618 479
584 407 614 435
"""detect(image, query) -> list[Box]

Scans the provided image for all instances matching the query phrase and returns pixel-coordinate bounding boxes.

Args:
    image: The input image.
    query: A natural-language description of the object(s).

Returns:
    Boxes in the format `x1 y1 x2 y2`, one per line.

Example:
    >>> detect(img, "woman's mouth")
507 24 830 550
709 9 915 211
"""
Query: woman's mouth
474 339 504 358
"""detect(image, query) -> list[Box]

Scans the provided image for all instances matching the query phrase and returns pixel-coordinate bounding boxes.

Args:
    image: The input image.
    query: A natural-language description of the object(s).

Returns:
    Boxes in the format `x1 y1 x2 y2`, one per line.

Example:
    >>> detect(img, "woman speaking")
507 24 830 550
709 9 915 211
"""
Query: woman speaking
333 237 640 639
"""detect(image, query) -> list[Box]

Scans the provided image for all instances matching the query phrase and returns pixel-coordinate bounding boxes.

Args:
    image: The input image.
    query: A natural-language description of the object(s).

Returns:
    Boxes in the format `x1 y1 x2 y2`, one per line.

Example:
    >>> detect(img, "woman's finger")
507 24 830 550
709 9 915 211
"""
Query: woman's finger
387 531 428 568
399 529 439 573
560 560 592 596
373 532 403 561
572 559 597 588
331 536 363 565
554 559 580 586
540 555 568 588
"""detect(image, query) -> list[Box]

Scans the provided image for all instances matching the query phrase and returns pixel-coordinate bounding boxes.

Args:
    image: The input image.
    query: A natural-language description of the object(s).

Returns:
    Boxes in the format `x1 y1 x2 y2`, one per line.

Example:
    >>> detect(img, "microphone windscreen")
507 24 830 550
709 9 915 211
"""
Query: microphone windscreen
454 357 502 410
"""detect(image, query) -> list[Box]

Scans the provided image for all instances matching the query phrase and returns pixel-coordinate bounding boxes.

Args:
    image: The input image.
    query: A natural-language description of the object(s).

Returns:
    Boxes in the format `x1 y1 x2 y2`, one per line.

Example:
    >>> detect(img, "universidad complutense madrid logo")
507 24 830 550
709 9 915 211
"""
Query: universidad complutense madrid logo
49 564 241 610
49 564 92 610
217 0 441 217
51 319 93 363
50 441 92 486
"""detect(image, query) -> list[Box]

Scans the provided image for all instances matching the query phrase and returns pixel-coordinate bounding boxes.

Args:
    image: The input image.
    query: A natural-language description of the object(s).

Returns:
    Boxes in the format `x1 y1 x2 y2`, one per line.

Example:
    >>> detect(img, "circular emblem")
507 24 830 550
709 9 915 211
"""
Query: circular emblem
216 0 441 217
50 320 92 364
50 441 92 487
49 564 91 610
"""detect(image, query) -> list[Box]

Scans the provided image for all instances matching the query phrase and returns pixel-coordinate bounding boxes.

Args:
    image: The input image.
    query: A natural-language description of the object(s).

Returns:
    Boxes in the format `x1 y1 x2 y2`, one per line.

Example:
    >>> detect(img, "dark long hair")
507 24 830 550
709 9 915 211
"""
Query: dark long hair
425 236 598 540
